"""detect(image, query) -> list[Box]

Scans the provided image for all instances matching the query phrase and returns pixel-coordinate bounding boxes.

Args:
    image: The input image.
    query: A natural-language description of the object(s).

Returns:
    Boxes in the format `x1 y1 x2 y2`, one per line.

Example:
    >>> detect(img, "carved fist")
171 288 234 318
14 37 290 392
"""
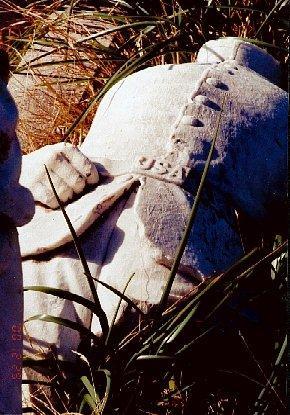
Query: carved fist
20 142 99 209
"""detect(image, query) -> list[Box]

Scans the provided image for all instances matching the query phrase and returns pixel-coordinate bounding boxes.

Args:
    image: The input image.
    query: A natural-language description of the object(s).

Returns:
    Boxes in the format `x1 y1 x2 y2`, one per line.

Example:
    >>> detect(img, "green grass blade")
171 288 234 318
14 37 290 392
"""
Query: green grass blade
24 285 100 315
8 37 67 48
81 375 101 404
95 275 145 318
97 369 112 413
253 335 287 414
136 355 175 363
255 0 287 37
73 11 170 22
25 314 97 341
45 166 109 338
125 246 261 367
204 5 267 13
176 324 218 355
37 77 107 87
236 241 287 283
105 273 136 346
156 94 227 317
81 393 98 411
15 57 90 73
75 20 170 44
14 45 68 71
157 303 200 353
167 5 267 21
239 330 286 413
227 36 288 52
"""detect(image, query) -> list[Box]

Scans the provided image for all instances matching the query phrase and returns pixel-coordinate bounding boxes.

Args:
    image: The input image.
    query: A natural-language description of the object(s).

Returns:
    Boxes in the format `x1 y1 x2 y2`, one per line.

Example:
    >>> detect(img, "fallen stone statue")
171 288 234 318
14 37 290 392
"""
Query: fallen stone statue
0 50 35 414
0 37 287 412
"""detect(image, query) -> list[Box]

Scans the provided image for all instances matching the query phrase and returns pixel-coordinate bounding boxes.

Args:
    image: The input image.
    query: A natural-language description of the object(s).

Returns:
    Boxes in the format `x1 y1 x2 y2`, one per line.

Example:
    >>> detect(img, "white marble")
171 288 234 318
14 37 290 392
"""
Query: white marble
3 38 287 410
17 39 287 364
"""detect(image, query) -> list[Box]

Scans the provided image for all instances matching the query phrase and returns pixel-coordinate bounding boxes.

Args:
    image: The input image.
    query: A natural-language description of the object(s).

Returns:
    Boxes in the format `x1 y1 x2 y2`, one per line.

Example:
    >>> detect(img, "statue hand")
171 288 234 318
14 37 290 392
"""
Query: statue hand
20 142 99 209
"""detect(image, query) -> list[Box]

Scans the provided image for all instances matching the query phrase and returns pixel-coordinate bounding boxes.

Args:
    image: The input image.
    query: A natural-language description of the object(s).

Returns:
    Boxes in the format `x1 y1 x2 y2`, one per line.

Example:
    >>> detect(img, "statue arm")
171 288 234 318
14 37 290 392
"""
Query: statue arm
20 142 99 209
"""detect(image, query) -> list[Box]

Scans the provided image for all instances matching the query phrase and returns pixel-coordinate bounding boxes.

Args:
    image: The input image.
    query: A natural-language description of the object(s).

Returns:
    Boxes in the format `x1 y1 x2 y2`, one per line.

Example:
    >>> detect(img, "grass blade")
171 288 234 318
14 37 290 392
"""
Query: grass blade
95 276 145 318
253 335 287 414
45 166 109 338
24 285 100 315
105 273 136 346
156 93 227 317
81 375 101 404
97 369 112 413
229 36 288 52
157 303 200 353
25 314 98 341
75 20 170 44
255 0 287 37
80 393 98 411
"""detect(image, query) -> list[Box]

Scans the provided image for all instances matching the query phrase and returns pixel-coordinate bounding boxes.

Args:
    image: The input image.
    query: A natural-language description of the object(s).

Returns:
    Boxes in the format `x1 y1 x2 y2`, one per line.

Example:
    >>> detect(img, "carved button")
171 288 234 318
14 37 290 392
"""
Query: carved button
152 162 168 175
223 62 238 70
169 167 184 180
180 116 204 127
206 77 219 86
121 174 134 181
193 95 221 111
137 156 155 170
172 135 184 145
206 78 229 91
193 95 209 105
160 161 171 169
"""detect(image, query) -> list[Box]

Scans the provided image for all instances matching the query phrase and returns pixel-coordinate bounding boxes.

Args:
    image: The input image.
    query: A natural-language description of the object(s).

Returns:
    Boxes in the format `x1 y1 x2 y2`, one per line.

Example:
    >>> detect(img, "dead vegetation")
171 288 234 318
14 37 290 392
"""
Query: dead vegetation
0 0 288 152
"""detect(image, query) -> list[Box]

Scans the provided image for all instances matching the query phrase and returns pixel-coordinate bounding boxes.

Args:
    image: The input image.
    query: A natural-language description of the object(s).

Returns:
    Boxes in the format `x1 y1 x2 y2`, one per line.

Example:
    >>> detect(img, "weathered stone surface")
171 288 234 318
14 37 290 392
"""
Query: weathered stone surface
6 38 287 407
135 177 242 278
0 50 34 415
20 142 99 209
19 172 137 256
196 37 281 83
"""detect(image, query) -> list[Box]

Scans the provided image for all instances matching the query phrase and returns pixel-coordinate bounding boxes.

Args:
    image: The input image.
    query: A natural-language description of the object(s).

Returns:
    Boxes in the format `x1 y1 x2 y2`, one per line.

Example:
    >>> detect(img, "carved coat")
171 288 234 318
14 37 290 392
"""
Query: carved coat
16 39 287 366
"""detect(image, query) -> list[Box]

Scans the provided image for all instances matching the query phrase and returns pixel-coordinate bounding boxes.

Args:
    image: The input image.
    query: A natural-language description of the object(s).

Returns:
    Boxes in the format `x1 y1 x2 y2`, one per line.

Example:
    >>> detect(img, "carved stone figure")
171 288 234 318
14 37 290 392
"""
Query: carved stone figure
15 38 287 362
6 37 288 407
0 50 34 414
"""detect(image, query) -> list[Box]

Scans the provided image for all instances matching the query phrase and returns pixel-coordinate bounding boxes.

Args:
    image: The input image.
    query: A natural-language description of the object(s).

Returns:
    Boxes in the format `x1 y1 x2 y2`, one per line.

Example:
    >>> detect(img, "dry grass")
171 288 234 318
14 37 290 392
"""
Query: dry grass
0 0 288 152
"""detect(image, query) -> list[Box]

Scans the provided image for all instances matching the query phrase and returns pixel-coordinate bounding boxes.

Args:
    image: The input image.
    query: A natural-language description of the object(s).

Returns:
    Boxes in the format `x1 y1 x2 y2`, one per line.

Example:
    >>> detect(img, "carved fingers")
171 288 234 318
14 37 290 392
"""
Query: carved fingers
20 142 99 209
